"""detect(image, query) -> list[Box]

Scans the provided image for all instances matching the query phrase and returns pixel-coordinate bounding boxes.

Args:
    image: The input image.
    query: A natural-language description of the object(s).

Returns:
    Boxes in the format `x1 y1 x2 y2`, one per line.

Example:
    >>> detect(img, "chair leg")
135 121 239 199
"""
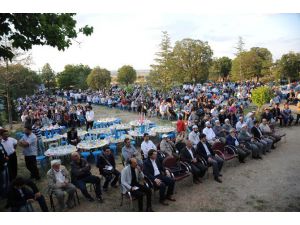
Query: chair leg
50 193 55 212
75 190 80 205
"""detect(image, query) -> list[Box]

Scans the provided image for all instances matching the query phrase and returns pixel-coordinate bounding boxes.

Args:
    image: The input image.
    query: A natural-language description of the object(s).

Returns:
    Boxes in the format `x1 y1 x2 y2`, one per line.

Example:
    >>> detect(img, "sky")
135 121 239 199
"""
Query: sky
29 13 300 73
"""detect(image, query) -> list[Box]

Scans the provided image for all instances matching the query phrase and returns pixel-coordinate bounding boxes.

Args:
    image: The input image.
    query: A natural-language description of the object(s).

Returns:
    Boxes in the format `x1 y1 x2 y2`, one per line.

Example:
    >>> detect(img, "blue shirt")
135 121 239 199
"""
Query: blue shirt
20 133 37 156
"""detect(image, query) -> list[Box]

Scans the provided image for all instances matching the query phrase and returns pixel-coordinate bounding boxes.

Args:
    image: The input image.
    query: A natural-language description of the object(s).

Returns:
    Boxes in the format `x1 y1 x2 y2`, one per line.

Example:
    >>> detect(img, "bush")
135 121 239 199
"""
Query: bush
251 86 274 112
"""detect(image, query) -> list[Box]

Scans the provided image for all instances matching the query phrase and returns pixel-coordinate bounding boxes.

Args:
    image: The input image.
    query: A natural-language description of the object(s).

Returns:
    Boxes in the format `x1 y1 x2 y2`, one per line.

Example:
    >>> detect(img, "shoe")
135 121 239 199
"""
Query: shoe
159 200 169 206
257 156 263 160
87 197 95 202
218 173 223 177
96 196 104 203
166 196 176 201
239 160 245 163
214 177 222 183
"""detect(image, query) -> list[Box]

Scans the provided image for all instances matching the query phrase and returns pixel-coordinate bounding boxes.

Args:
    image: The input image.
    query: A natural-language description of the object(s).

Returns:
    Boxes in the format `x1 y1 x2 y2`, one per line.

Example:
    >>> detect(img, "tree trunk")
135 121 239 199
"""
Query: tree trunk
6 88 13 130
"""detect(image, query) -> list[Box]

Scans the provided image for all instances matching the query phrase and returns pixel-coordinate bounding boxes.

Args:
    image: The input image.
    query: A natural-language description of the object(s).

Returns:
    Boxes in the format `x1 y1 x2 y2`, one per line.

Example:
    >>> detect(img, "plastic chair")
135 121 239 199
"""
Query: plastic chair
92 150 103 164
109 144 118 157
80 152 91 160
36 155 48 173
49 190 80 212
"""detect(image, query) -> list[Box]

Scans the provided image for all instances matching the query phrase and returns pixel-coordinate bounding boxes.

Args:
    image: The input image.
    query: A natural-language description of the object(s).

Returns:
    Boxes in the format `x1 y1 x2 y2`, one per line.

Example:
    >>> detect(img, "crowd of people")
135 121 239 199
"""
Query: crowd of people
0 81 299 212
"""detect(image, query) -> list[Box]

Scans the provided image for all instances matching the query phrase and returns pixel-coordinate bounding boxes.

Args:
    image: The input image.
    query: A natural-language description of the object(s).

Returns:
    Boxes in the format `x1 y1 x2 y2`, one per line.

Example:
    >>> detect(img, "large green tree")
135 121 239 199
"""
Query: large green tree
86 66 111 90
209 56 232 81
172 38 213 83
41 63 56 89
0 13 93 61
57 64 91 89
117 65 137 85
150 31 174 92
277 52 300 83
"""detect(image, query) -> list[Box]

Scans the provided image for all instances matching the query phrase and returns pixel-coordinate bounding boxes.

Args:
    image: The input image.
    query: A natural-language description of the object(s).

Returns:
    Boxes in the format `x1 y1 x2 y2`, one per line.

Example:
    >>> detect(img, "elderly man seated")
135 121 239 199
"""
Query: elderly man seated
121 158 153 212
213 120 227 143
226 129 251 163
238 124 263 159
282 103 294 126
47 159 77 211
121 137 142 165
188 125 200 149
180 140 207 184
251 120 274 151
202 121 218 145
67 126 81 146
70 152 103 202
141 133 157 159
160 134 178 158
235 116 244 132
222 118 233 134
259 119 282 144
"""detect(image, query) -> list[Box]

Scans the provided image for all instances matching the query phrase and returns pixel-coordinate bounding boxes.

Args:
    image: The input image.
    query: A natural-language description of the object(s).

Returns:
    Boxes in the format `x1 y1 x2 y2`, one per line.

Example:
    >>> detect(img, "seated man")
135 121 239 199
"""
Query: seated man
7 177 49 212
121 138 142 165
222 118 233 134
235 116 244 132
251 120 274 151
259 119 282 144
180 140 207 184
196 134 223 183
47 159 77 211
141 133 156 159
70 152 103 202
160 134 178 158
188 125 200 149
96 147 120 192
213 120 227 143
67 126 81 146
271 103 283 126
281 103 294 126
202 121 218 145
226 129 251 163
121 158 153 212
143 149 176 205
238 124 263 159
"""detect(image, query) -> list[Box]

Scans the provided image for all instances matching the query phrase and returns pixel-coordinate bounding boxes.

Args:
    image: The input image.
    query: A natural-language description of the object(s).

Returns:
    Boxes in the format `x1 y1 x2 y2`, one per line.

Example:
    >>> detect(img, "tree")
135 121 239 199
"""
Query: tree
250 47 273 81
150 31 174 93
57 64 91 89
251 86 274 113
0 13 93 61
41 63 56 89
86 66 111 90
117 65 137 85
209 57 232 81
277 52 300 83
234 36 246 80
172 38 213 83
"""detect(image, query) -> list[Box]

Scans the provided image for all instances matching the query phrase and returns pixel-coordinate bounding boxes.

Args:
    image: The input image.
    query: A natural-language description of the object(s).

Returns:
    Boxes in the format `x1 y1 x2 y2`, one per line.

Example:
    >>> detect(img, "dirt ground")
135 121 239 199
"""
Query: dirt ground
1 105 300 212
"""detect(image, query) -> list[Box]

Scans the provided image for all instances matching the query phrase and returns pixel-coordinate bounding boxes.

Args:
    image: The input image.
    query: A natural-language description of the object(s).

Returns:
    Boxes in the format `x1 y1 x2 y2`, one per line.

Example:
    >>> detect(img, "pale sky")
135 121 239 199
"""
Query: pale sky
30 13 300 73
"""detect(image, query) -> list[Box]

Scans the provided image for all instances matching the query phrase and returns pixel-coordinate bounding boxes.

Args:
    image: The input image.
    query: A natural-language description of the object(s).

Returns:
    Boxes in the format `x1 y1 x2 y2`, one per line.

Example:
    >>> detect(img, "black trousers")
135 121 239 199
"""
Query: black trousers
102 169 120 188
74 175 102 199
235 147 251 162
8 152 18 181
190 162 207 180
86 121 94 131
131 184 152 211
24 156 40 179
154 174 175 201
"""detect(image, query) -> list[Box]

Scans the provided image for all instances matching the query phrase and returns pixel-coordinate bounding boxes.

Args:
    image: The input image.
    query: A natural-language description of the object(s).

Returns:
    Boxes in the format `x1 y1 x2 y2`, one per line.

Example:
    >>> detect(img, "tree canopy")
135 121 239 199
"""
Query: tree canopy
277 52 300 83
0 13 93 61
117 65 137 85
57 64 91 89
86 66 111 90
41 63 56 89
209 56 232 81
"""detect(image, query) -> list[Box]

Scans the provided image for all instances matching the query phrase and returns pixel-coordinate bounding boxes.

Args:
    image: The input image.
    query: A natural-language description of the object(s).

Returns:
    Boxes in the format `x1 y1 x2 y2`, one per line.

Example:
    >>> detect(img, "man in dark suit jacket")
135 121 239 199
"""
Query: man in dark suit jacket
196 134 223 183
143 149 176 205
226 129 250 163
67 127 81 145
7 177 48 212
180 140 207 184
251 121 273 151
96 148 120 191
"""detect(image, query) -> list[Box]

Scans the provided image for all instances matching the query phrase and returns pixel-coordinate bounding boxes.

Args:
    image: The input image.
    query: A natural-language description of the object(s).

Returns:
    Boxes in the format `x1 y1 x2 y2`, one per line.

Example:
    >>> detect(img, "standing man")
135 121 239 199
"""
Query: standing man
32 119 45 156
0 129 18 181
18 126 40 180
85 106 95 131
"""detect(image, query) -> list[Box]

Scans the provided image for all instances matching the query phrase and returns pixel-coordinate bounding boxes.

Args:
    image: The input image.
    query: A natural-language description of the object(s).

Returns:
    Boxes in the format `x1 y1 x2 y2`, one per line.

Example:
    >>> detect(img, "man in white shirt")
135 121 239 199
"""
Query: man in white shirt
202 122 217 145
85 106 95 131
141 133 157 159
188 125 200 148
0 129 18 181
235 116 244 132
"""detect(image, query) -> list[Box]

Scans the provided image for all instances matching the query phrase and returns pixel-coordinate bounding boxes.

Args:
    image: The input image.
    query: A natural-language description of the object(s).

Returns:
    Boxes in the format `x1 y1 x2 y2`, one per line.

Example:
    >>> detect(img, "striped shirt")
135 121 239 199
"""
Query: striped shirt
32 125 42 139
